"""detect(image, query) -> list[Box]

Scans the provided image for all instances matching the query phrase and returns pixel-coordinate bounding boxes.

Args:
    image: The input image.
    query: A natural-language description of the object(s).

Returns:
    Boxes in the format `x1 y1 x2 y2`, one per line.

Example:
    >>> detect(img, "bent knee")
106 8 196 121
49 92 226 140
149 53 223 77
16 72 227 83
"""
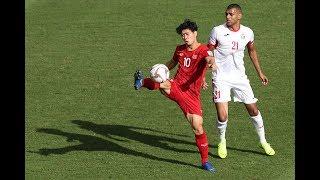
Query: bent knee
217 114 228 122
248 109 259 116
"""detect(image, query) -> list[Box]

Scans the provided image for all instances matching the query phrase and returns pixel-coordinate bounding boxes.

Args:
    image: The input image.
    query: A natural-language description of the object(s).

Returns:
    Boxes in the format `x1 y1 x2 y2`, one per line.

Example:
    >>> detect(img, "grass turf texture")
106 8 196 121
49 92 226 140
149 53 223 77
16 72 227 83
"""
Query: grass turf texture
26 0 294 179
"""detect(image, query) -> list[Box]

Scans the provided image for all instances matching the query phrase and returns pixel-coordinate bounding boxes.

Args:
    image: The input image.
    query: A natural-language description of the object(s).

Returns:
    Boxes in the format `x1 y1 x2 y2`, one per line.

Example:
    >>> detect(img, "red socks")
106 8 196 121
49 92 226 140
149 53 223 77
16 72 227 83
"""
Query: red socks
143 78 160 90
195 132 209 164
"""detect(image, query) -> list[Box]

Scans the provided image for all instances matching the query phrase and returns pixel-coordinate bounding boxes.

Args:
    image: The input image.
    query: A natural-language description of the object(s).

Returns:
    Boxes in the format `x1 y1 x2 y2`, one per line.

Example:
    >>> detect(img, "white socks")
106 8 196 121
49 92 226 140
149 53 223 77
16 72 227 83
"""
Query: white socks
216 111 267 144
250 111 267 144
216 119 227 142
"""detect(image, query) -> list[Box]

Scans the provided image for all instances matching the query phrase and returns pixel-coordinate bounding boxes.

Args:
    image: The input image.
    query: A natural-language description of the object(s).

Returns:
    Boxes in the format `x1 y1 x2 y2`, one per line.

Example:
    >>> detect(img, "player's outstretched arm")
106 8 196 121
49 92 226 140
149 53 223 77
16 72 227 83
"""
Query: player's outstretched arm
247 43 269 85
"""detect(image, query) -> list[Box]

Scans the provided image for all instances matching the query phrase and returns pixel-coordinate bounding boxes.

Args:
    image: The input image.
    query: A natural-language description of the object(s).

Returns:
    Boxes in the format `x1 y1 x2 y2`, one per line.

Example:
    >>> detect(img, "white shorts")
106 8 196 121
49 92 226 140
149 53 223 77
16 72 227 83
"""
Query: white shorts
211 77 258 104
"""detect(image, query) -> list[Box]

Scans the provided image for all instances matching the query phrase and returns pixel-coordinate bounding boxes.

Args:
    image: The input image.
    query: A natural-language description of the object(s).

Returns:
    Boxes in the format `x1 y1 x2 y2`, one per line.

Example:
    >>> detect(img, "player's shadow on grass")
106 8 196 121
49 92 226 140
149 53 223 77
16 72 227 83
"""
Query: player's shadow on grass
71 119 219 159
71 120 197 153
31 121 206 169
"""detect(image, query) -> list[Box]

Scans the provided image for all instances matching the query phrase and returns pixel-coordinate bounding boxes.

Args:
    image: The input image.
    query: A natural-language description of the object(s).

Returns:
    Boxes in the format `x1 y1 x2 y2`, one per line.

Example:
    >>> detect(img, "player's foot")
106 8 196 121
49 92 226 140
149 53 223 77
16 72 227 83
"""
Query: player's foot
134 70 144 90
202 161 216 173
260 142 275 156
217 139 227 159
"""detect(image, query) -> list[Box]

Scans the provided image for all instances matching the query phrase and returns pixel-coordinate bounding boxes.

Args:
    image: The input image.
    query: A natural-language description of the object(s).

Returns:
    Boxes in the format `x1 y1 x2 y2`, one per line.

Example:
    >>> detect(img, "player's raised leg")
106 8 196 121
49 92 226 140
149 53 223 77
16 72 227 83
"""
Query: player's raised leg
134 70 144 90
134 70 161 90
245 103 275 156
134 69 171 91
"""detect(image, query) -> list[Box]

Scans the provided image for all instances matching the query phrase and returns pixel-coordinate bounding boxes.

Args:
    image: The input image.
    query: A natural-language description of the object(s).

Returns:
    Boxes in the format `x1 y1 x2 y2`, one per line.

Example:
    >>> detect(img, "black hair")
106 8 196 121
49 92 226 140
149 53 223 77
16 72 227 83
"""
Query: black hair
226 4 242 12
176 19 198 35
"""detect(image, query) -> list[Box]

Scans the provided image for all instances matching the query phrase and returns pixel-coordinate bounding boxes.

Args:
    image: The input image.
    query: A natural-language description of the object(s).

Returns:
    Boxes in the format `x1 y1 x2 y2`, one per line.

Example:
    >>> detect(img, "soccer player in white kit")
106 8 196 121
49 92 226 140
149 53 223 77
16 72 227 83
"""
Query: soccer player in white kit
206 4 275 158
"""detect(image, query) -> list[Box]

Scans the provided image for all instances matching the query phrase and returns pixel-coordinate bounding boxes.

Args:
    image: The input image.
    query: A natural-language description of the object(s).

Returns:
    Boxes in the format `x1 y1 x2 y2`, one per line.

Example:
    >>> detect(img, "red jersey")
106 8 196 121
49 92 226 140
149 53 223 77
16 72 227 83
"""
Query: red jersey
172 44 210 96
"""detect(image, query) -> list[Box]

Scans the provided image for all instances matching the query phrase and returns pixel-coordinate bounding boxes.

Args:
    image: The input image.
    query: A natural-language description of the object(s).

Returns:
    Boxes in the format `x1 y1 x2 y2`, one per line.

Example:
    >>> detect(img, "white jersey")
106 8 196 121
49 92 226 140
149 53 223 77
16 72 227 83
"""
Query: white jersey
208 23 254 81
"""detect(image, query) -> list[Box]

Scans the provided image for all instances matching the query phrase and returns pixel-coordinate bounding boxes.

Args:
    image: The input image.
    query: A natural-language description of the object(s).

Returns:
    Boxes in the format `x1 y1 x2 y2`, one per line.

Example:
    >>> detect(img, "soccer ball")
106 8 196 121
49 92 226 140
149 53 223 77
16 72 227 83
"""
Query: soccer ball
149 64 169 83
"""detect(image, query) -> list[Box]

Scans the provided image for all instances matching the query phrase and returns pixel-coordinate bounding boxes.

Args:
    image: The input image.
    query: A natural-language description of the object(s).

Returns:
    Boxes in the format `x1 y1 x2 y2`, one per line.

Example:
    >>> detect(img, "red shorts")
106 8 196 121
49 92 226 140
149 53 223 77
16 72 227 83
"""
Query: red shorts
165 80 203 117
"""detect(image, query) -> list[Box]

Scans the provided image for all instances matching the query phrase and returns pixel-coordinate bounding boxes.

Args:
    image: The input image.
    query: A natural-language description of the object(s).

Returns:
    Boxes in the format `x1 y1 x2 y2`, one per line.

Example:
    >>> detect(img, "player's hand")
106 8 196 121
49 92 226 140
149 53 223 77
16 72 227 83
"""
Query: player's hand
259 74 269 86
202 81 209 90
208 63 218 71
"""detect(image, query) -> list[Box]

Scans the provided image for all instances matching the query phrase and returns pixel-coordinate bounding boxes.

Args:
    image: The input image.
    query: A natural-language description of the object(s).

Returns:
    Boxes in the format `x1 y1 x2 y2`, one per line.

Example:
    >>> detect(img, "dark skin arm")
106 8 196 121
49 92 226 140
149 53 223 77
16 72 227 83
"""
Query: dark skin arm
202 44 217 89
202 55 217 90
247 42 268 85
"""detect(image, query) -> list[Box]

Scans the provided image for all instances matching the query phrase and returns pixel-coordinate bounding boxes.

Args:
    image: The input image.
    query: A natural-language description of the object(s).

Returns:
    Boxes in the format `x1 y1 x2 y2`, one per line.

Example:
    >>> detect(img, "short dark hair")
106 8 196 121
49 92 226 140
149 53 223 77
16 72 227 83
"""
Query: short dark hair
176 19 198 35
226 4 242 12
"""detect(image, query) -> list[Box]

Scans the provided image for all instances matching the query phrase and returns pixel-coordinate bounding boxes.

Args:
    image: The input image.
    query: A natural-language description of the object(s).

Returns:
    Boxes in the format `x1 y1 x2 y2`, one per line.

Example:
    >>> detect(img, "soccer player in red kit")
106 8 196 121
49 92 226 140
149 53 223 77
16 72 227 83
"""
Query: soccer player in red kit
134 19 217 173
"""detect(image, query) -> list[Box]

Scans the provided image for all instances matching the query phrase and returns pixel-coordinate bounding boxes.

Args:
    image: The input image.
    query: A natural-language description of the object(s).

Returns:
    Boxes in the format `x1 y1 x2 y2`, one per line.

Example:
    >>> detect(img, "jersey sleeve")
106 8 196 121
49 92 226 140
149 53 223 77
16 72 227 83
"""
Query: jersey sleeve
248 28 254 45
200 46 213 61
208 27 218 46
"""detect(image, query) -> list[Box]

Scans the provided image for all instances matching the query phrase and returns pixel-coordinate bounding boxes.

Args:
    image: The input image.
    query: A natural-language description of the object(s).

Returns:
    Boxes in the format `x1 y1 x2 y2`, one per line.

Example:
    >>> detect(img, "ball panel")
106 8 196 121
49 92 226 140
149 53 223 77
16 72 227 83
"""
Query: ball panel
149 64 169 83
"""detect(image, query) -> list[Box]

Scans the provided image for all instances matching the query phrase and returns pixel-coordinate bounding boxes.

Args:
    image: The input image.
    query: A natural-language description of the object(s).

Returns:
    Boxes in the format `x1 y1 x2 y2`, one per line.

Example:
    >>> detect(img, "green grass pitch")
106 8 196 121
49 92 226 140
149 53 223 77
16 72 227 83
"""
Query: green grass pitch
26 0 294 179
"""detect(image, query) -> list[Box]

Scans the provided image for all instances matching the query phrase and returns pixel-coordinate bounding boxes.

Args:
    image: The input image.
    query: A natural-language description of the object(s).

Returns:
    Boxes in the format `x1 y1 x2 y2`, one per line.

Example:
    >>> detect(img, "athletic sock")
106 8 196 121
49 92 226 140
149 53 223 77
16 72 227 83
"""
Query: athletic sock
142 78 160 90
195 131 209 164
216 119 227 142
250 110 267 144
